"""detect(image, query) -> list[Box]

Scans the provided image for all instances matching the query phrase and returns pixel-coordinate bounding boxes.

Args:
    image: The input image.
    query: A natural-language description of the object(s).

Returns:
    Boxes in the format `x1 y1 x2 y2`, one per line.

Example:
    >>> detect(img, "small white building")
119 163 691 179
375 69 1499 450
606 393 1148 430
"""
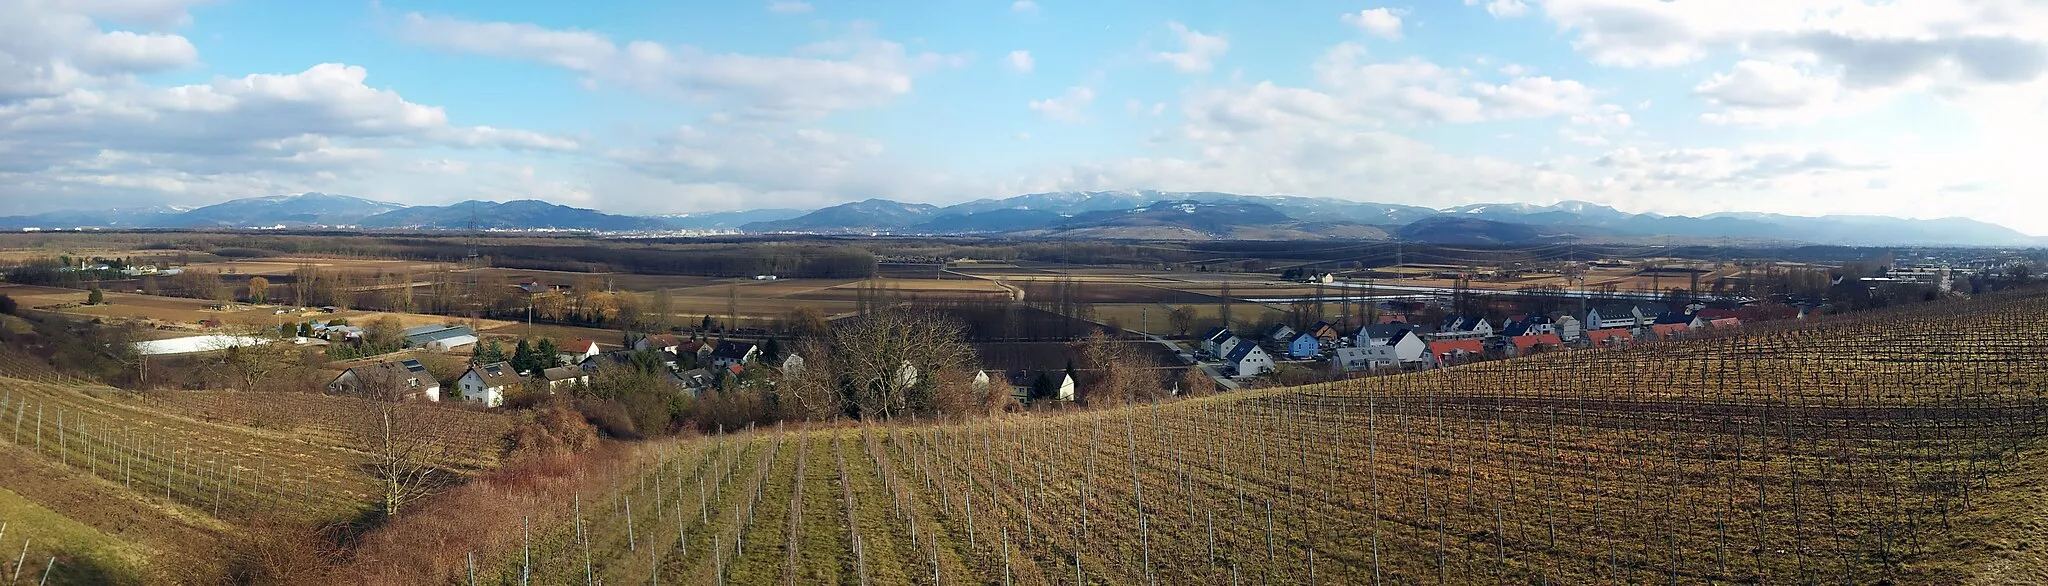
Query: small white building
1223 342 1274 377
456 361 516 407
1554 316 1584 342
558 338 601 366
1337 330 1428 372
541 366 589 391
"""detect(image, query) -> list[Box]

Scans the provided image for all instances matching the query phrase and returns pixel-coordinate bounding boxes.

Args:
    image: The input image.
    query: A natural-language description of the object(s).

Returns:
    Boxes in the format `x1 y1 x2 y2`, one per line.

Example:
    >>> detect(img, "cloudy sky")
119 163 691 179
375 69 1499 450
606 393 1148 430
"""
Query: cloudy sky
4 0 2046 232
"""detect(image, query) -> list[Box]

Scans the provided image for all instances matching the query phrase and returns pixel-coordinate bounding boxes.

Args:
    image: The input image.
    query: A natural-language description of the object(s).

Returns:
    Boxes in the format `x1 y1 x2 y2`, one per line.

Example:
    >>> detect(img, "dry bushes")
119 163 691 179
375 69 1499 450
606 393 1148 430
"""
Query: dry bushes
332 443 642 586
506 400 599 459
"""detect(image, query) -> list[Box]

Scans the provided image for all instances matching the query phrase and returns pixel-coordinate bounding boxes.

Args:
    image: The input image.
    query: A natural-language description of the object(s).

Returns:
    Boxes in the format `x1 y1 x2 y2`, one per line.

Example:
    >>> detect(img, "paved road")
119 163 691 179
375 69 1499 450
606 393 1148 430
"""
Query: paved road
1129 330 1240 391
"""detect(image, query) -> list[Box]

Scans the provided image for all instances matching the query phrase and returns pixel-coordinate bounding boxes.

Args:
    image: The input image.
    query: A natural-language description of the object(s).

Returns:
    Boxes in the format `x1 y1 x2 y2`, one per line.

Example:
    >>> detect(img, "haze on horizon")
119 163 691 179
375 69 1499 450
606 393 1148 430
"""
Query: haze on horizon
4 0 2046 234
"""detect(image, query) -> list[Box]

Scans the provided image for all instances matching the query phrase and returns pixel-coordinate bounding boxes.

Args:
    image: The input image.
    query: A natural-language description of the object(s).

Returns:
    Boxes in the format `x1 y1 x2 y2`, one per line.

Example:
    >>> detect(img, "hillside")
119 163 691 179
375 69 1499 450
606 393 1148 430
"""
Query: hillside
1397 215 1547 244
356 199 668 231
0 375 512 584
742 199 941 233
395 290 2048 585
173 193 405 227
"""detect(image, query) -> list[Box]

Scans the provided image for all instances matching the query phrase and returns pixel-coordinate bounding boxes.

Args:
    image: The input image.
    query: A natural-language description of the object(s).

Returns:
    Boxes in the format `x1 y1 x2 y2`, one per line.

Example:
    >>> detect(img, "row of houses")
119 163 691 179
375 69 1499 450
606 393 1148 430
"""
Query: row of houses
329 334 780 407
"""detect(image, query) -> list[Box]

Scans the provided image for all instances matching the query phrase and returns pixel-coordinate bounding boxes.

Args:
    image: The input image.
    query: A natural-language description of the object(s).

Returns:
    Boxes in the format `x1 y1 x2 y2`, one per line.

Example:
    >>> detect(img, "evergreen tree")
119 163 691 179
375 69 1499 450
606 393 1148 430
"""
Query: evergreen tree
761 337 782 362
1031 371 1054 401
474 339 506 365
279 323 294 337
536 338 562 368
511 338 538 373
86 288 103 305
298 322 313 337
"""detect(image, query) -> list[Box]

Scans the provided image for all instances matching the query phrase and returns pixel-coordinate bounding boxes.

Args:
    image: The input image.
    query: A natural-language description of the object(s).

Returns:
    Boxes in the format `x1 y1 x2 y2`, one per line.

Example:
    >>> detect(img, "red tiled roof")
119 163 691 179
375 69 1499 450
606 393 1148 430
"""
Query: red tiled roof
643 334 681 347
1586 328 1633 343
677 340 707 352
1511 333 1563 352
1709 317 1741 328
1427 339 1486 357
563 338 597 353
1649 323 1689 338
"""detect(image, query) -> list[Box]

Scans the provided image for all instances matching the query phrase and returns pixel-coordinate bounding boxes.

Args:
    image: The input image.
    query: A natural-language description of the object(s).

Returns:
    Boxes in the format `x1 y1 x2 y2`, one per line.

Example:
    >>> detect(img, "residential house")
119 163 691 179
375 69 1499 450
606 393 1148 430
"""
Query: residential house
709 340 759 369
1356 323 1422 348
541 366 589 391
675 368 716 395
456 361 516 407
1306 321 1342 345
558 338 601 366
405 325 477 352
1426 339 1488 368
1651 312 1697 327
1338 329 1427 372
1213 335 1246 360
633 334 684 354
1554 316 1584 342
328 358 439 401
1584 328 1635 347
1435 315 1494 340
1707 317 1742 329
1264 324 1297 342
1586 303 1664 330
1507 333 1565 357
676 339 712 364
1647 323 1691 340
1200 327 1236 356
1500 315 1556 337
1051 372 1078 401
1283 331 1320 359
1223 343 1274 377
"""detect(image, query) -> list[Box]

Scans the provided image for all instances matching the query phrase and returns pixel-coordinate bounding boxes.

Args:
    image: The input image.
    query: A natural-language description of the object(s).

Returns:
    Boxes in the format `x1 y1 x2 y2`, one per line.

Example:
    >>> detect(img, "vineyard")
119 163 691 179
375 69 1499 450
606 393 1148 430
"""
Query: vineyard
0 377 512 583
466 290 2048 585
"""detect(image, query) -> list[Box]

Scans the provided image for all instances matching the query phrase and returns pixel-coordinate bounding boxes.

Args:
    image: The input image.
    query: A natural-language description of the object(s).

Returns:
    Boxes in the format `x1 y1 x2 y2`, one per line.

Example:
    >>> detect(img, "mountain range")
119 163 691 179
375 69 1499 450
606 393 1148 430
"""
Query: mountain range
0 191 2035 247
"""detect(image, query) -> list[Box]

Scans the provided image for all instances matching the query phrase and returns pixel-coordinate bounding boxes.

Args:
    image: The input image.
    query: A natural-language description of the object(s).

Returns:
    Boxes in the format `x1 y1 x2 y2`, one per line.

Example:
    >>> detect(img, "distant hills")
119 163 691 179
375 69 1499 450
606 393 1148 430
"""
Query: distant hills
0 191 2035 247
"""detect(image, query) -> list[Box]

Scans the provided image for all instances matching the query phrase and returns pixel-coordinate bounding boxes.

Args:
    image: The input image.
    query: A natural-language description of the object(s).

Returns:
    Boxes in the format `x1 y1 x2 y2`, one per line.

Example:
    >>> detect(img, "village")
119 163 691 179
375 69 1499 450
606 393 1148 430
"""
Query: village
1191 297 1806 378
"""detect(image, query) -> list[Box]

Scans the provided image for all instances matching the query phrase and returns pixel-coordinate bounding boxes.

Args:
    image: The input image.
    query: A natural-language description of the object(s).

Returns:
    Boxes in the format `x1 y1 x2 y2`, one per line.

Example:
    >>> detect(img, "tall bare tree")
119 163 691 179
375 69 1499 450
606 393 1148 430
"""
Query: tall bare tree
351 399 449 519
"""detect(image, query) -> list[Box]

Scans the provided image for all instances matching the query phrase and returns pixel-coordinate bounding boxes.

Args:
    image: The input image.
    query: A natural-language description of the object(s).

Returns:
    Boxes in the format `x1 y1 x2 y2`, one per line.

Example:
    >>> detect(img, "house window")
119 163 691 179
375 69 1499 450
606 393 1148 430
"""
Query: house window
409 378 421 388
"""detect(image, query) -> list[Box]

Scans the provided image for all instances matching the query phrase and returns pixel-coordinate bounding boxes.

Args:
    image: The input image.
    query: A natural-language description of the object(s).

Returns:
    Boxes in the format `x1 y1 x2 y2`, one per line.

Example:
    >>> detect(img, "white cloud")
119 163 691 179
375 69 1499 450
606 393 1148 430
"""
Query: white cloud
766 1 812 14
1341 8 1404 41
1308 43 1599 124
398 13 962 121
1470 0 1529 18
1010 0 1037 13
1029 86 1095 123
1007 50 1034 73
599 123 982 214
1153 21 1228 74
0 0 202 101
0 3 581 214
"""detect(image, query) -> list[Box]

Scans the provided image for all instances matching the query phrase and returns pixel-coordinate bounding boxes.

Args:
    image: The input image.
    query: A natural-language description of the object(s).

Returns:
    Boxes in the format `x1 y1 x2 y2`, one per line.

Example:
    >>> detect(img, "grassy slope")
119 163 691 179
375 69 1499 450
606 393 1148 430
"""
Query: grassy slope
0 485 152 585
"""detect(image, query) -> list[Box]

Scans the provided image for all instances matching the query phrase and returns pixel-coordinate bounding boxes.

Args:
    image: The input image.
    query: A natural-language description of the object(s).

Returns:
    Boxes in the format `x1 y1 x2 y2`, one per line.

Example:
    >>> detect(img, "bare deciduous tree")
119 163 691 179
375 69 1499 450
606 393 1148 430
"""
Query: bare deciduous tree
1070 330 1161 407
780 309 977 419
352 398 450 519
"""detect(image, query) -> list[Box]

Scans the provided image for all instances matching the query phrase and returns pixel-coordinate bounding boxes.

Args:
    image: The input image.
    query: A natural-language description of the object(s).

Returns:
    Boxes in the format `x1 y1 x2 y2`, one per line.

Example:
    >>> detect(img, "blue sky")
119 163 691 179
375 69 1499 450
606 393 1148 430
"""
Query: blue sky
4 0 2047 233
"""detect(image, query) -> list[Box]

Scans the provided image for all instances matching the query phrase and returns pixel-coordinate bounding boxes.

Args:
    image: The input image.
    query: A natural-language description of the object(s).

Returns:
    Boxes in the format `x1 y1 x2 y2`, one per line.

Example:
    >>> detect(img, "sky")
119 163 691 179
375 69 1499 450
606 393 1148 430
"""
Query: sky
3 0 2046 233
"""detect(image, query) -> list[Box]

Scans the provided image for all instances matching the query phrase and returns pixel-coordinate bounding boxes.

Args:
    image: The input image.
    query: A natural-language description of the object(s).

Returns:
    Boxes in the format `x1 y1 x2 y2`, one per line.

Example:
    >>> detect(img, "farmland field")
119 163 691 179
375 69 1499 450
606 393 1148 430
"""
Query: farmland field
423 289 2048 585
